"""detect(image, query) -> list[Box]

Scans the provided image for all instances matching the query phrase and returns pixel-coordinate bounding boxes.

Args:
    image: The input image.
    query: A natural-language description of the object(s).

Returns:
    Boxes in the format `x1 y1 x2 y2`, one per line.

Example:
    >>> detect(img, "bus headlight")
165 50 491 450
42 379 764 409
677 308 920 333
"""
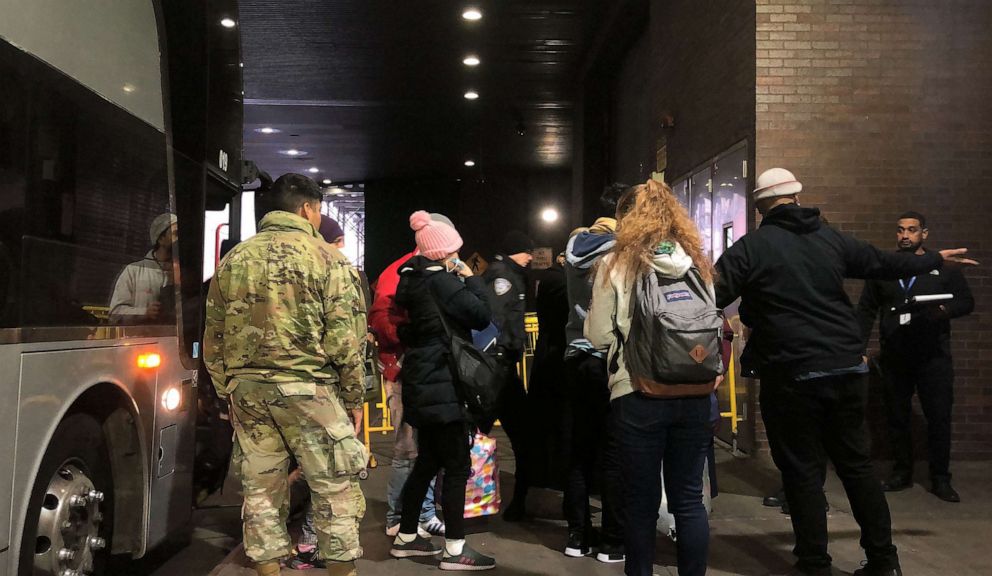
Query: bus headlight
161 387 181 412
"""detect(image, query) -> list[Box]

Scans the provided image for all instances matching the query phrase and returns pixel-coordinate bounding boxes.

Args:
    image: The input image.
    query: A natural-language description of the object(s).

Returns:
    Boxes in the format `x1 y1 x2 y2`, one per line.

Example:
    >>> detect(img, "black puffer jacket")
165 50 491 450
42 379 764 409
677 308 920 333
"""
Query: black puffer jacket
395 256 492 427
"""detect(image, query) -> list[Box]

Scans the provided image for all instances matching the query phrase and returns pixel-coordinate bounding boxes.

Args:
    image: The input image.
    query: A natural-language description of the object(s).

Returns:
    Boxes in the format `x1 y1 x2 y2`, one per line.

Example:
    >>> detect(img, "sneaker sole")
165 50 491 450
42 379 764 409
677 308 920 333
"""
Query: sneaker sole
564 547 590 558
391 548 442 558
439 561 496 571
596 553 625 564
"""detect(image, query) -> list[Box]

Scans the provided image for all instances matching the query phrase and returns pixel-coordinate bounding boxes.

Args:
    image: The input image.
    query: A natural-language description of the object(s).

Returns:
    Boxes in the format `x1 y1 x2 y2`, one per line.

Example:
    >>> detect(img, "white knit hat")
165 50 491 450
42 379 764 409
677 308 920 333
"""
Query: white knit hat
753 168 803 201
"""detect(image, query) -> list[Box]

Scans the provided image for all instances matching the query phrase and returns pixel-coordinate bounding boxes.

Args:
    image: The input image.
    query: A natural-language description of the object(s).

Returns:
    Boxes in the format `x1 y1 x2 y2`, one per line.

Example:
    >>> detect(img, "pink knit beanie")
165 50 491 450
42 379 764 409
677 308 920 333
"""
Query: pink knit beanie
410 210 463 260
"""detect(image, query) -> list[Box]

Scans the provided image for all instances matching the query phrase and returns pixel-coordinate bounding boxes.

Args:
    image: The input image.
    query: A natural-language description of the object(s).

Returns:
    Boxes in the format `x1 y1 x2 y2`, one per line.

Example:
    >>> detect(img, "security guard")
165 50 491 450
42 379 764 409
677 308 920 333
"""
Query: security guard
858 211 974 502
482 229 534 521
205 173 368 576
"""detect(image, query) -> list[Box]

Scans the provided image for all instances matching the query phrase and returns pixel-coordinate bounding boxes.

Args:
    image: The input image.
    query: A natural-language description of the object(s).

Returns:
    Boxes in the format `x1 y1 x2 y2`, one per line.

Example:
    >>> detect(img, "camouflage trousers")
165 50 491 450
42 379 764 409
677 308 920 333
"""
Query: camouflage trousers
230 380 367 563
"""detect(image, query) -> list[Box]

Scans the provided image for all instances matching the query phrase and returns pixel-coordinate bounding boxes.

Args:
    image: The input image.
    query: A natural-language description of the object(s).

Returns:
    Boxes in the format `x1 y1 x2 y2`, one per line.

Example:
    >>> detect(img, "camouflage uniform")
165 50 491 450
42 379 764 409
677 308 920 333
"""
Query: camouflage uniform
205 211 367 563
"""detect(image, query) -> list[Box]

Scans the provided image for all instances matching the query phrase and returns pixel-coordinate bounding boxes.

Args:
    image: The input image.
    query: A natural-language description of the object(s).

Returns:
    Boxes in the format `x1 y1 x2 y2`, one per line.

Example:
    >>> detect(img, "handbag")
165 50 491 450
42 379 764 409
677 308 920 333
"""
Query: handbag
464 432 501 518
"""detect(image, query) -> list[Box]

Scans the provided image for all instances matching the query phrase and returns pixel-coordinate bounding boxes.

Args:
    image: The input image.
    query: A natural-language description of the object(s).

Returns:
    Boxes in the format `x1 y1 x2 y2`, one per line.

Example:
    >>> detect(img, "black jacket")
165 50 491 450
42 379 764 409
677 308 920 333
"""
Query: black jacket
715 204 944 378
395 256 491 427
482 254 528 359
857 251 973 362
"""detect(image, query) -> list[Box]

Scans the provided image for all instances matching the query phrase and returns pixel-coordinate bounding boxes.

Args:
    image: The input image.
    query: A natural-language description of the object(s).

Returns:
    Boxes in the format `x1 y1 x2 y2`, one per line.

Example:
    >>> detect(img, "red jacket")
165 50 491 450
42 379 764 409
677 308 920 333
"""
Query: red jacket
369 249 417 381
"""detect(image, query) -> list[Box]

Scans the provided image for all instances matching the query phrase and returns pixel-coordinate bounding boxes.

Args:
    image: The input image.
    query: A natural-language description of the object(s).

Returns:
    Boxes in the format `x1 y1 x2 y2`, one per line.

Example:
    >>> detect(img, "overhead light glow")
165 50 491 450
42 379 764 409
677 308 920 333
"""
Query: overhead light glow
308 167 320 174
122 84 136 93
220 18 237 28
257 127 279 134
322 179 332 185
283 149 307 156
464 160 476 167
463 55 480 66
541 208 559 223
462 8 483 21
464 91 479 100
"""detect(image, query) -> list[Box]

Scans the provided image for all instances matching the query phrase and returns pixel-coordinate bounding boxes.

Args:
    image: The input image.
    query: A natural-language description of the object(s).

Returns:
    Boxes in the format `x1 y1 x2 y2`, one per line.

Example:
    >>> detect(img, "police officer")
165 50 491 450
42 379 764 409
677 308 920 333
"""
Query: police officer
205 173 368 576
858 211 974 502
483 229 535 521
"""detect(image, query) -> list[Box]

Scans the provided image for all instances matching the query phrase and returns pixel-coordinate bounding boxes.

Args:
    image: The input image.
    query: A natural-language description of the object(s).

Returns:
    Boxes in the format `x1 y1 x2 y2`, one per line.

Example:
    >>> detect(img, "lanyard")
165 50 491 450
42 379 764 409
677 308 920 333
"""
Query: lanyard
898 276 917 296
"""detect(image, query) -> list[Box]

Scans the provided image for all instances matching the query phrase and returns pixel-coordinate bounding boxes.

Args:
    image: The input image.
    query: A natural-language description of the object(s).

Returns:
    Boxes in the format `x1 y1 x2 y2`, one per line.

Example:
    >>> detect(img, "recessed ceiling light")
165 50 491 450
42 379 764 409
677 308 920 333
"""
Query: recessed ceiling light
464 91 479 100
122 84 136 93
322 179 332 185
541 208 559 223
462 8 483 21
463 55 480 66
464 160 476 167
282 149 307 156
257 127 280 134
220 18 236 28
308 167 320 174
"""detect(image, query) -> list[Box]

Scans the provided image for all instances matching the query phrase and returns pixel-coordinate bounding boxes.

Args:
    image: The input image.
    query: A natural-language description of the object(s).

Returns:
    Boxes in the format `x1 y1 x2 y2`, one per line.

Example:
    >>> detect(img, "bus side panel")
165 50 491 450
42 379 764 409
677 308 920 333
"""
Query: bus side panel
0 347 19 552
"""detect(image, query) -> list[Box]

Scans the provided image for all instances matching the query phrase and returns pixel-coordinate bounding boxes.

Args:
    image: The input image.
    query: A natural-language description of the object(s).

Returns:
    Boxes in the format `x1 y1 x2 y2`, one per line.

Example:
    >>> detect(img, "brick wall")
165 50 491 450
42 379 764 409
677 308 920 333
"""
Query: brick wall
756 0 992 459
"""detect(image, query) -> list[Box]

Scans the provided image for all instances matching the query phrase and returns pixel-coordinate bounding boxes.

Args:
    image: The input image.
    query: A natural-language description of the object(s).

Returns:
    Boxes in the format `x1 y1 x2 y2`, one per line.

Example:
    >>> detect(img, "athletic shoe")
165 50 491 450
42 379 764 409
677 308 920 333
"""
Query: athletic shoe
390 535 442 558
563 530 591 558
596 542 625 564
439 544 496 571
421 515 447 536
286 544 326 570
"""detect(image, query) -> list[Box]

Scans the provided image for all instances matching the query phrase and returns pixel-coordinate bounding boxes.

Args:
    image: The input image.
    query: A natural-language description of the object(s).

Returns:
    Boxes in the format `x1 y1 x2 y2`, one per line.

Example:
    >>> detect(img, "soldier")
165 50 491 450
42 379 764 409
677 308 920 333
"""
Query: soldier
205 173 368 576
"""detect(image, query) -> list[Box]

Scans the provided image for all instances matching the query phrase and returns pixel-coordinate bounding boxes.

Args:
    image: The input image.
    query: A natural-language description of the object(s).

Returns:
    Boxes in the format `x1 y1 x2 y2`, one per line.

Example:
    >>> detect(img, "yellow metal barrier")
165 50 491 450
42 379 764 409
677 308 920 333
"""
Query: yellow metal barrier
362 377 394 471
719 321 744 453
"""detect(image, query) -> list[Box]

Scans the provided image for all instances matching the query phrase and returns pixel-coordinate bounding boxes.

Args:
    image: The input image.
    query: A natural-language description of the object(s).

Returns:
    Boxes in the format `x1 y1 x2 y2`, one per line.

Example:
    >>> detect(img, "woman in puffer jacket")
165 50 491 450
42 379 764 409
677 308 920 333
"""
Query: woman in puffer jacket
388 211 496 571
585 180 721 576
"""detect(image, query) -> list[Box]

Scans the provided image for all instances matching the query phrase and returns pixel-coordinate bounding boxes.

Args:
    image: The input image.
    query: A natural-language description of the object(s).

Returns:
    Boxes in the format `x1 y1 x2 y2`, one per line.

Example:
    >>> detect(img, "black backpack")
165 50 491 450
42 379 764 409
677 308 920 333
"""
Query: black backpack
428 289 505 432
624 267 724 385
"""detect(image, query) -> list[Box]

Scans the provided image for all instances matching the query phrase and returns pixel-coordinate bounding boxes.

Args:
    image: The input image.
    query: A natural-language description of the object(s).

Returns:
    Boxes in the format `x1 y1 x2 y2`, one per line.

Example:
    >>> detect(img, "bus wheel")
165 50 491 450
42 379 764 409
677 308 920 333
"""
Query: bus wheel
21 414 114 576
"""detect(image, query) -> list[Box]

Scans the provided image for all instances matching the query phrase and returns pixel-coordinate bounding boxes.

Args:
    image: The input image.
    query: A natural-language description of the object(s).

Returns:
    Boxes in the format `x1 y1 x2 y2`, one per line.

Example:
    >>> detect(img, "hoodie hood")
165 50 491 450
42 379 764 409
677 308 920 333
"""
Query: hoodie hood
646 241 695 279
567 231 616 269
761 204 822 235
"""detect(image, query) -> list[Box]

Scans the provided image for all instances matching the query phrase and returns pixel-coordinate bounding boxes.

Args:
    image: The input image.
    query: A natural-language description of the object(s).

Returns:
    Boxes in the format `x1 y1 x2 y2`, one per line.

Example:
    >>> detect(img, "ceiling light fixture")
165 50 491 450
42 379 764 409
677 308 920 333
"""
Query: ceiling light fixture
463 55 480 66
322 179 332 185
464 91 479 100
464 160 476 167
462 8 483 21
122 84 136 93
257 127 279 134
541 208 559 223
220 18 237 28
308 167 320 174
282 149 307 156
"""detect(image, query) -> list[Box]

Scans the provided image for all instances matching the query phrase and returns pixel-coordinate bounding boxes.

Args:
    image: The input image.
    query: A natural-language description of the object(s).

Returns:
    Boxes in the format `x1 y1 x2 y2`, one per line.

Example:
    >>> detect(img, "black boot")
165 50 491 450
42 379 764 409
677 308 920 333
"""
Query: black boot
880 471 912 492
853 564 902 576
931 476 960 502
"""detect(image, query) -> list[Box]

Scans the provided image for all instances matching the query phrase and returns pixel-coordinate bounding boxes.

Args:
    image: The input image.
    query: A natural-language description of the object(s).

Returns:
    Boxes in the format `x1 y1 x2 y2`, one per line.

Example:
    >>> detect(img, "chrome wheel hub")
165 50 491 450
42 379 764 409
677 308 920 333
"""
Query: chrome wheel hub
33 464 104 576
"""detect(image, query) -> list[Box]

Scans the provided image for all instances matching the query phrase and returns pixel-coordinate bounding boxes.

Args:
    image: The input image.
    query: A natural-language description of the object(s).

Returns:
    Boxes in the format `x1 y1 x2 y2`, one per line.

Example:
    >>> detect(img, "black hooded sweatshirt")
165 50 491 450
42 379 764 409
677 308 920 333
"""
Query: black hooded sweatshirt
395 256 492 427
715 204 943 379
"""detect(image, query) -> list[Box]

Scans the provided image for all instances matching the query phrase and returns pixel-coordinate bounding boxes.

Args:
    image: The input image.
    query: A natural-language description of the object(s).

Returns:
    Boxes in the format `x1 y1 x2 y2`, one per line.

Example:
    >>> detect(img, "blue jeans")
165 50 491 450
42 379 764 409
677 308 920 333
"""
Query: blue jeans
387 456 436 525
615 392 712 576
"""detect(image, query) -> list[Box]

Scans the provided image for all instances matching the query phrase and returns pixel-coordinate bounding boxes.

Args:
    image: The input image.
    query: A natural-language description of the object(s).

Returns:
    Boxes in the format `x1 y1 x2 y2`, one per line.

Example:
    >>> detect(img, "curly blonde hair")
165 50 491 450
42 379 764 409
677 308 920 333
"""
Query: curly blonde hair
605 178 712 284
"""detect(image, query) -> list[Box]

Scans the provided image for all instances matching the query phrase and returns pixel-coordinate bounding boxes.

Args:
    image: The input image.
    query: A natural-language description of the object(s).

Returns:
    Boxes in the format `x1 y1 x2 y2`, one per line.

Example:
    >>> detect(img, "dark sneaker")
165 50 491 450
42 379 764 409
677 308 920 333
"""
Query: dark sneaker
563 530 591 558
853 564 902 576
390 535 442 558
881 472 912 492
596 542 625 564
439 544 496 571
287 544 326 570
763 489 786 508
931 477 961 502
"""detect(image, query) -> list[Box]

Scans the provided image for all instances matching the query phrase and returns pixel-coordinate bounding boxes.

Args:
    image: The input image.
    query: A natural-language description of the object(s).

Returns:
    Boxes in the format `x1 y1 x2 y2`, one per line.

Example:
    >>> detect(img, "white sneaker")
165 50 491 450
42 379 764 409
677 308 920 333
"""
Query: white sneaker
420 515 446 536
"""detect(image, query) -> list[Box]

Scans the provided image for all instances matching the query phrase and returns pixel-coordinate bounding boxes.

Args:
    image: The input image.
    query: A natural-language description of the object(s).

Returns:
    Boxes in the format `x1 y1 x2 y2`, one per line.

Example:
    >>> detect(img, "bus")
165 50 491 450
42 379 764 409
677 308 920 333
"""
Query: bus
0 1 243 574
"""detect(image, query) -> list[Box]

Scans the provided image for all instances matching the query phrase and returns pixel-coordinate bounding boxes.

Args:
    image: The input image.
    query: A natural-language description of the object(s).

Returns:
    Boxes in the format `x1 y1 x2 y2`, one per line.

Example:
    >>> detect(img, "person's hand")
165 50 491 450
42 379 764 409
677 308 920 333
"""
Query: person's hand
712 374 725 392
939 248 979 267
455 261 474 278
349 407 364 436
146 301 162 320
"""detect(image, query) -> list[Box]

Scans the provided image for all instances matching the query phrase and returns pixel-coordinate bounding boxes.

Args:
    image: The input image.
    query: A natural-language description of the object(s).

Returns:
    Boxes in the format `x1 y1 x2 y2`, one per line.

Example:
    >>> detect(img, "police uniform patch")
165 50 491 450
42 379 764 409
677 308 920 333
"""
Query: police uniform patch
494 278 512 296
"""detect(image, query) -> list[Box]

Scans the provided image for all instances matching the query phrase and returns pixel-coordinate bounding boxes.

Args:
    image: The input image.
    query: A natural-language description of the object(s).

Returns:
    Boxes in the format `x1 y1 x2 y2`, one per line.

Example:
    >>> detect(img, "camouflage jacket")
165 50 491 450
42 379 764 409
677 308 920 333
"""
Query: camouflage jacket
204 211 367 409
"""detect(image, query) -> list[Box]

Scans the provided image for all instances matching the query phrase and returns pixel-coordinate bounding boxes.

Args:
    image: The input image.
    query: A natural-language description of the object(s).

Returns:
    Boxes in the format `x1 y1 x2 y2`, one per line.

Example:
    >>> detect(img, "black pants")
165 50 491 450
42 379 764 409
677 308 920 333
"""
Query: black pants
562 353 624 544
760 372 898 573
881 354 954 480
497 366 531 502
399 421 471 539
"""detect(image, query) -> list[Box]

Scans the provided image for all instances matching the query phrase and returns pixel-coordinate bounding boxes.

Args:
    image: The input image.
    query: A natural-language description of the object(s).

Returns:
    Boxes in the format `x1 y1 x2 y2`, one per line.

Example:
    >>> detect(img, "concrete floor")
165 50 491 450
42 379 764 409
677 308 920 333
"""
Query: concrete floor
133 427 991 576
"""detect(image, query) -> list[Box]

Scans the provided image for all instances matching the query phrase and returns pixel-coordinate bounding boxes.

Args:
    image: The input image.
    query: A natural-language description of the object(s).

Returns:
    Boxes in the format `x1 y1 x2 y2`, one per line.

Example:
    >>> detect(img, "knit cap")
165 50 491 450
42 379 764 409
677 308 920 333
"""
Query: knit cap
501 229 534 256
410 210 463 260
318 215 345 243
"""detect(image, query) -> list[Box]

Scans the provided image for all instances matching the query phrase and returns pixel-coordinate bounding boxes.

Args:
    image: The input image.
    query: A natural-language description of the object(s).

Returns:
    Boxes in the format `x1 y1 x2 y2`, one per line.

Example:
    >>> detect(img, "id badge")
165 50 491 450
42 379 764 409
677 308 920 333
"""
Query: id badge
899 313 911 326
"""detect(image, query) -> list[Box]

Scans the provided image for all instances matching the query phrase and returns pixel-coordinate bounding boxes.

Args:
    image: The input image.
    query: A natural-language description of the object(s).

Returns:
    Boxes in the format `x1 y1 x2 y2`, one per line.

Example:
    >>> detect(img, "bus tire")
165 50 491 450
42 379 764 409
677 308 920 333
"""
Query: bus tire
19 413 115 576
